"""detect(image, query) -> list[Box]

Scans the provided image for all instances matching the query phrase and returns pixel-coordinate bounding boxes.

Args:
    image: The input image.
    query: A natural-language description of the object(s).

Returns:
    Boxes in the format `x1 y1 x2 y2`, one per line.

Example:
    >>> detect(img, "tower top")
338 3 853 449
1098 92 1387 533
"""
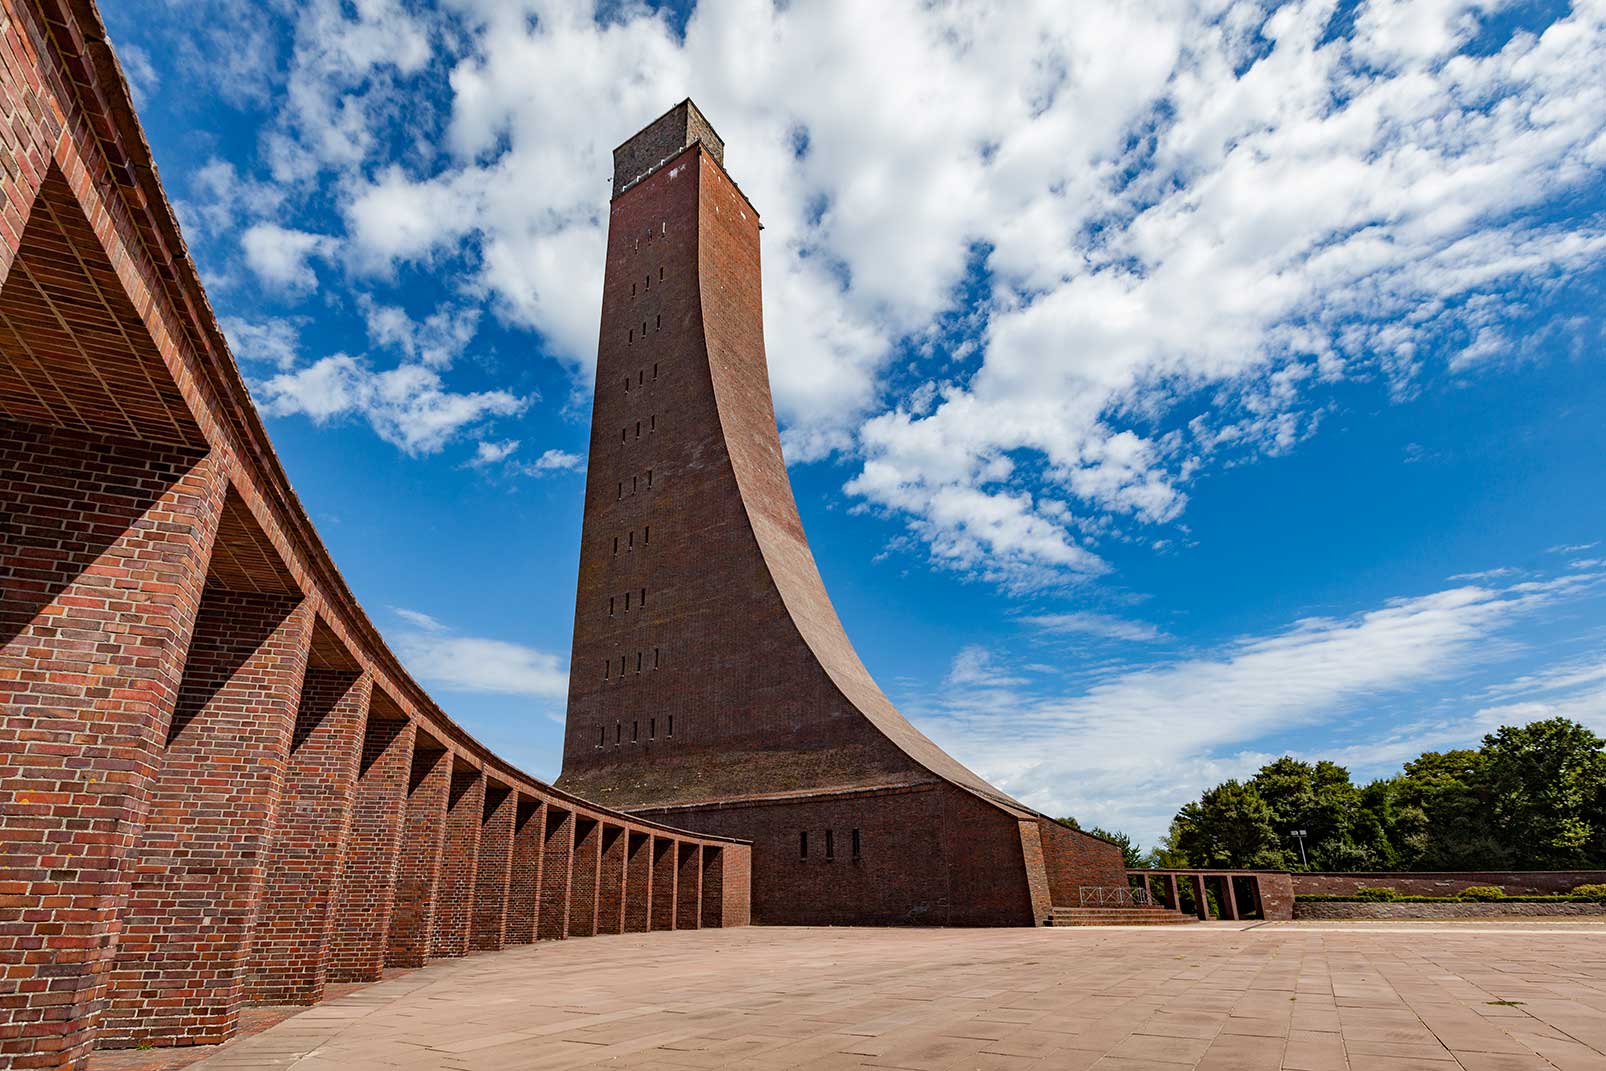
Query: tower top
612 98 724 197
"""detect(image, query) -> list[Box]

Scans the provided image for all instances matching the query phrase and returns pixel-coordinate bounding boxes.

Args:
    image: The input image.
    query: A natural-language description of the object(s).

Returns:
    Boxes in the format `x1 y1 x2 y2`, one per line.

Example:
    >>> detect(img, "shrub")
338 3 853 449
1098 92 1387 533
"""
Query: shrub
1570 883 1606 899
1352 886 1402 901
1459 885 1506 901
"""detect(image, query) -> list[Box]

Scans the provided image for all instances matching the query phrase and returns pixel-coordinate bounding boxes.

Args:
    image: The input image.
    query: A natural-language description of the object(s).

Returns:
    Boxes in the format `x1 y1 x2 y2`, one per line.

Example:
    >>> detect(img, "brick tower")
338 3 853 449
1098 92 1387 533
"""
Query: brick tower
558 101 1125 925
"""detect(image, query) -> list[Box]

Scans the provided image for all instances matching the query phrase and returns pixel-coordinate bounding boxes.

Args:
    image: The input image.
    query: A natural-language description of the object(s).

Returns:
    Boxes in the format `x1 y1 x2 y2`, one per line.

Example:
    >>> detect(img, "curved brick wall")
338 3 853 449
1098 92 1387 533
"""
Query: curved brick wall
0 5 748 1069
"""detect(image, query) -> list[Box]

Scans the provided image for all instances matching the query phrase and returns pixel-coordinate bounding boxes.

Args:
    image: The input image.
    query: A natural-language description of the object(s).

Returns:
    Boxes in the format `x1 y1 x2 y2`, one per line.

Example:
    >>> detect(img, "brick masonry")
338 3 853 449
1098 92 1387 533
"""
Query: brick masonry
558 106 1126 927
1292 870 1606 897
0 9 749 1064
1293 901 1606 919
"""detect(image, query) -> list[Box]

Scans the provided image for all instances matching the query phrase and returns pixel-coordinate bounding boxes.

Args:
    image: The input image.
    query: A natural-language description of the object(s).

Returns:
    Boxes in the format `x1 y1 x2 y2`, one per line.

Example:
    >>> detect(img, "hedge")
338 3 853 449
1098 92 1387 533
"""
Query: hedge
1296 893 1605 904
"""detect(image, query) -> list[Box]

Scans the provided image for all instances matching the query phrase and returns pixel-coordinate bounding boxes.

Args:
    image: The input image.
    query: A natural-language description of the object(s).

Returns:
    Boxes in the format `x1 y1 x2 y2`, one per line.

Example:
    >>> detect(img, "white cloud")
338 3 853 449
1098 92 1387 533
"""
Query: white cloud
241 223 337 292
221 316 302 370
254 354 527 454
516 448 584 475
466 439 519 467
914 572 1599 843
358 296 480 368
309 0 1606 588
1023 612 1165 643
391 609 568 699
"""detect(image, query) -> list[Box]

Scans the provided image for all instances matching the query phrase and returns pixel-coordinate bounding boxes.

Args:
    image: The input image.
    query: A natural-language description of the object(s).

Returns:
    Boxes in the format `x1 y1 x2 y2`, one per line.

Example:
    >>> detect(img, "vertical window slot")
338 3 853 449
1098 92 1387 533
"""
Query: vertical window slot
799 832 808 860
825 830 834 861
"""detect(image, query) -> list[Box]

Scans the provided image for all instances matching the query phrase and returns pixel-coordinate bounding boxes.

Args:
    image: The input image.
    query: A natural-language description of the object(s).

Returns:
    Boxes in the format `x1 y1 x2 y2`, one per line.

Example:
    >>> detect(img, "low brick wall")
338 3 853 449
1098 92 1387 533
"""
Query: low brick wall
1291 871 1606 897
1293 901 1606 920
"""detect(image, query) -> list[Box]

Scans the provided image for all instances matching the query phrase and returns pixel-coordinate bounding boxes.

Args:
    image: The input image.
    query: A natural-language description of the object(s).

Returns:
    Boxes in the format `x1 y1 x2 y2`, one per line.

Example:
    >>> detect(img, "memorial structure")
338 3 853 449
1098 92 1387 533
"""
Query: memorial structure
0 9 747 1070
558 102 1130 926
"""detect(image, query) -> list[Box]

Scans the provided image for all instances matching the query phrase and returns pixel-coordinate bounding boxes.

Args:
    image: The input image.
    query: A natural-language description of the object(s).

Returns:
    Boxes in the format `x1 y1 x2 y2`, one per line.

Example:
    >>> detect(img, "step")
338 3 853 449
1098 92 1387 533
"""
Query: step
1044 906 1199 926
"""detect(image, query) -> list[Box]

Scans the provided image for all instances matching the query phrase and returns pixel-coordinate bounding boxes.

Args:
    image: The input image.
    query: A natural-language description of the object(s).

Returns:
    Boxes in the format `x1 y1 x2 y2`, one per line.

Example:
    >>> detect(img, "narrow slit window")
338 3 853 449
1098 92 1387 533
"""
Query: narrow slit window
636 651 642 672
617 481 623 499
604 659 610 680
631 282 637 295
644 525 650 544
645 273 650 291
661 223 666 237
639 369 644 385
799 831 808 860
639 586 646 606
642 320 648 336
632 720 638 741
612 536 618 555
619 655 625 676
654 647 660 669
628 531 634 548
650 717 656 739
650 414 656 431
609 596 615 617
656 313 661 330
598 725 605 747
628 328 633 344
624 376 630 391
659 264 665 278
667 712 672 734
635 421 641 438
653 363 658 379
825 830 834 861
632 475 638 493
615 720 621 744
852 829 861 861
621 427 626 442
624 592 630 612
646 469 653 488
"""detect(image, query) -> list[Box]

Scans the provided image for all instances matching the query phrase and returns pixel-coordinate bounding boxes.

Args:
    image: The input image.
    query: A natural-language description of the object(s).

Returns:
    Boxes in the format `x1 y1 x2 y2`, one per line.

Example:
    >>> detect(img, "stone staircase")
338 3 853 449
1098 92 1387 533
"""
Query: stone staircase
1043 905 1200 926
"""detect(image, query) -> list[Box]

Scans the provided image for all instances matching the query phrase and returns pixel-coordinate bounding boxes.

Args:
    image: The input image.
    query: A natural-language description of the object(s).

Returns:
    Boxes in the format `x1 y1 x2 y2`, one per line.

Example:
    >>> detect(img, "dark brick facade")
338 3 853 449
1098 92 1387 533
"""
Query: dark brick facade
560 105 1127 926
0 14 749 1066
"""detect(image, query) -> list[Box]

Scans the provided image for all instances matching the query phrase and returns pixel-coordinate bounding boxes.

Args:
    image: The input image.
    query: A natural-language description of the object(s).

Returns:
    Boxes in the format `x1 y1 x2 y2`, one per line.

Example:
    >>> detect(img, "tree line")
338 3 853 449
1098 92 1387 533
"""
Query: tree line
1064 717 1606 872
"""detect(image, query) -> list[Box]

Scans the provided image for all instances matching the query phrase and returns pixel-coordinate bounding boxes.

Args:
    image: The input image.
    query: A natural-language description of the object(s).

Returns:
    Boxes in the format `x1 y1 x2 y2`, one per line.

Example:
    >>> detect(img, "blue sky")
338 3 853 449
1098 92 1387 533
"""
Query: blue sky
104 0 1605 846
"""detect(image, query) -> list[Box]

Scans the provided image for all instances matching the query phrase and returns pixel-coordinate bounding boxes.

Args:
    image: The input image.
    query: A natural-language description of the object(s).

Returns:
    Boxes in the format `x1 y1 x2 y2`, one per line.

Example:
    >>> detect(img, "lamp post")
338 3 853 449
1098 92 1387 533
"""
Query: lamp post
1291 829 1309 869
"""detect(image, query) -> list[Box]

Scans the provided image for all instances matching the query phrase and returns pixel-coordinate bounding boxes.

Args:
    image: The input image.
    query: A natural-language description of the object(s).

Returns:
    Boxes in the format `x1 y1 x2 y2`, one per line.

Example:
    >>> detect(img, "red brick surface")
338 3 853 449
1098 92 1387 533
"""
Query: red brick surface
470 785 516 951
1292 869 1606 896
566 818 602 938
536 808 573 941
503 800 544 944
429 765 485 958
555 112 1106 928
327 710 414 982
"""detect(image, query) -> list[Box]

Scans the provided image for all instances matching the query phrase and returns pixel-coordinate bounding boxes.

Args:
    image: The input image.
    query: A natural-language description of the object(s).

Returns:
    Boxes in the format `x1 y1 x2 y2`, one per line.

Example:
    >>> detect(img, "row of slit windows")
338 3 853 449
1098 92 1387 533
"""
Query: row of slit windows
612 527 649 554
596 714 672 748
799 829 862 863
603 648 660 680
621 414 657 441
631 224 666 253
627 315 662 344
629 266 665 296
608 588 647 616
617 470 653 498
623 366 660 393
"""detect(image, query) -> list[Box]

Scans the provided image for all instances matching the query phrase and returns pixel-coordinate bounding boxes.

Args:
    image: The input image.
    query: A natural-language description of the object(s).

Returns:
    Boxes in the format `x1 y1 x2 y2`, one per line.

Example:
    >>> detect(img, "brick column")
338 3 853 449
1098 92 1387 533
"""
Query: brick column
1192 874 1209 920
1166 874 1180 911
504 799 544 944
676 843 702 930
248 663 369 1005
567 817 602 938
597 826 628 934
430 763 485 958
385 742 451 968
536 807 574 940
700 847 724 928
651 836 678 931
0 431 225 1068
101 588 313 1048
328 712 414 982
624 832 652 932
470 784 517 951
1223 875 1240 921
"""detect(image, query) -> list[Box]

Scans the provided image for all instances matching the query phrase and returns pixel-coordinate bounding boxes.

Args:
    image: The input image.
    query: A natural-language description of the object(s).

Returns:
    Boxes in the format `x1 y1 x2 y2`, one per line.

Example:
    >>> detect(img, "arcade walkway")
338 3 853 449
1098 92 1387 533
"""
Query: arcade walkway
100 921 1606 1071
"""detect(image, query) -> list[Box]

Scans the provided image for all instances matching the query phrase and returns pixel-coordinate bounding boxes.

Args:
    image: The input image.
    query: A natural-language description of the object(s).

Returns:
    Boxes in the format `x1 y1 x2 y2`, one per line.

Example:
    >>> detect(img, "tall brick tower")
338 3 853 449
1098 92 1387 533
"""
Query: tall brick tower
559 101 1125 925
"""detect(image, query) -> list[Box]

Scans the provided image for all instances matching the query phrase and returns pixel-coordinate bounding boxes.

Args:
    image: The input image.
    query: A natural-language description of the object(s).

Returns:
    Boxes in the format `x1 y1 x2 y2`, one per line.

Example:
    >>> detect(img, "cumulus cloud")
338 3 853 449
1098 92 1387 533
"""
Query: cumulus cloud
221 315 302 370
515 448 584 475
241 223 337 292
254 354 527 454
915 571 1601 843
390 609 568 699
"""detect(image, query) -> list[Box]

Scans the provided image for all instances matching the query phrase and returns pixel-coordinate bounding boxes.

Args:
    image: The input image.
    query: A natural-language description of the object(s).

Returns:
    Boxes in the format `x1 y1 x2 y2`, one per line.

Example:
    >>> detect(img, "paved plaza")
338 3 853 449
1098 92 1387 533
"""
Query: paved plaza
90 920 1606 1071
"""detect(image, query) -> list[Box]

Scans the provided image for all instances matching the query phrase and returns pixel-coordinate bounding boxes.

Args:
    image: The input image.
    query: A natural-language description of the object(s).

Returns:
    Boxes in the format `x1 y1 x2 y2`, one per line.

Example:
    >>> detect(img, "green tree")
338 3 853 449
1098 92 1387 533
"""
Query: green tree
1394 748 1503 868
1169 780 1290 869
1481 717 1606 867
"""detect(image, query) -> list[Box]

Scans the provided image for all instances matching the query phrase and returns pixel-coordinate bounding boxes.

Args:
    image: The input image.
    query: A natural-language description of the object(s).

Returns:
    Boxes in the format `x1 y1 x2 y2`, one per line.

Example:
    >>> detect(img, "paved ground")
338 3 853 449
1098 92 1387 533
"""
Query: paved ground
95 921 1606 1070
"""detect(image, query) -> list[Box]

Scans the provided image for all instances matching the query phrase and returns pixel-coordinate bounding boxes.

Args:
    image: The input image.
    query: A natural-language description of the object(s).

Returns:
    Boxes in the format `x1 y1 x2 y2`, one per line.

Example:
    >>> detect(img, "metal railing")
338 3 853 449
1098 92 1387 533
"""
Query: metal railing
1078 884 1153 907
